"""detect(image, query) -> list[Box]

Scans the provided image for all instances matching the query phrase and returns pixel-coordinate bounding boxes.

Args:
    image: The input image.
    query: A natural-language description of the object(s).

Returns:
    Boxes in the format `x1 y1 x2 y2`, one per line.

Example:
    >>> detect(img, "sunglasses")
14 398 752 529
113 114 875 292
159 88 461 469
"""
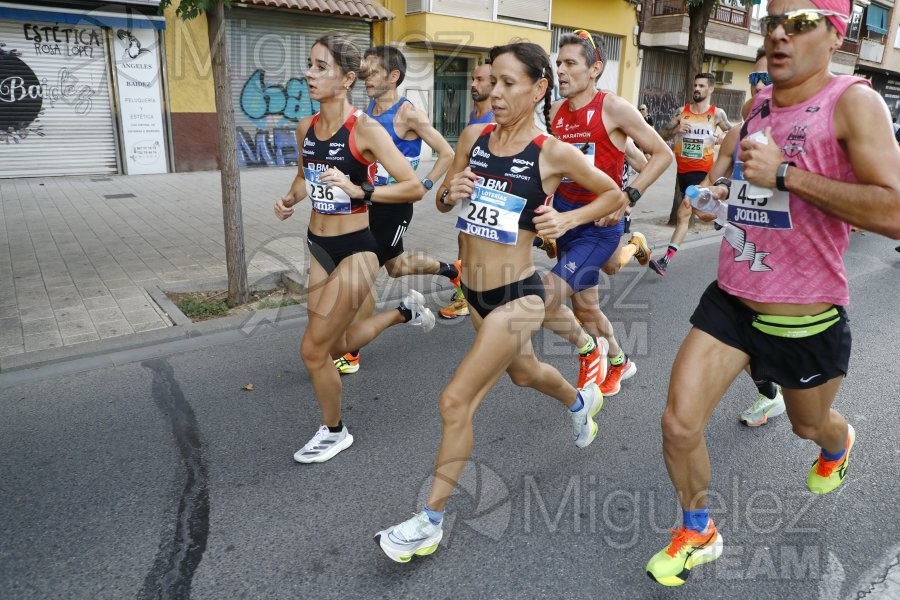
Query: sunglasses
573 29 602 62
760 9 849 36
748 71 771 86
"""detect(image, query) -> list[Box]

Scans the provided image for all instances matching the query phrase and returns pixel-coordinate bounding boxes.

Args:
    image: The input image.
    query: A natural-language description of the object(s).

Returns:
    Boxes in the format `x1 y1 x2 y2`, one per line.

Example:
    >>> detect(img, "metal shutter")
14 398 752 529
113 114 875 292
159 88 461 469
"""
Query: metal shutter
227 8 370 168
0 20 118 177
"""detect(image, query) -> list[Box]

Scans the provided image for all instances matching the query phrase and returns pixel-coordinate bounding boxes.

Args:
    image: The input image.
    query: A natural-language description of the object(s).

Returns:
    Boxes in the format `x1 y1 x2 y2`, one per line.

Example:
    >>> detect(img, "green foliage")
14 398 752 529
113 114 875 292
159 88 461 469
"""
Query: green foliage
177 297 229 319
158 0 231 20
257 297 301 309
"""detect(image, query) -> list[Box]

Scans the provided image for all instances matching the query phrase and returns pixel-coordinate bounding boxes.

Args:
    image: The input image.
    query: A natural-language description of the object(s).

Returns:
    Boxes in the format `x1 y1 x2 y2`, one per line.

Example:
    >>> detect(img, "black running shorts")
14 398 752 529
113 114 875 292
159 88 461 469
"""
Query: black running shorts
689 281 851 389
368 202 414 266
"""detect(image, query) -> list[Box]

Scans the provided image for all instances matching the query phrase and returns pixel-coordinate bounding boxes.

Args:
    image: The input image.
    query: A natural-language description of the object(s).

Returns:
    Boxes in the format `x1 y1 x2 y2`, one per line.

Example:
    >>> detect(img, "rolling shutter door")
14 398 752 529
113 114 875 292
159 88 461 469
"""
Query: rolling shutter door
227 9 370 168
0 20 118 177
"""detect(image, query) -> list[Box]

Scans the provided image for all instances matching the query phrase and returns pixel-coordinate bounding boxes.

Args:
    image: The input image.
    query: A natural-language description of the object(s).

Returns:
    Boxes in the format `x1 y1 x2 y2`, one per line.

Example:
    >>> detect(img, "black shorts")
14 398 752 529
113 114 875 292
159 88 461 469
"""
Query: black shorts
689 281 852 389
676 171 707 195
306 227 378 276
368 202 414 266
460 272 546 319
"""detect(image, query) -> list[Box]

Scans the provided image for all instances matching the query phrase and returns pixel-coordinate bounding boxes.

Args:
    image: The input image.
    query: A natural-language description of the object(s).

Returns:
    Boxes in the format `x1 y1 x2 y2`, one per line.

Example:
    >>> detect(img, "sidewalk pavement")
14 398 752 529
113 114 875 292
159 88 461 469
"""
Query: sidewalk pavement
0 160 718 366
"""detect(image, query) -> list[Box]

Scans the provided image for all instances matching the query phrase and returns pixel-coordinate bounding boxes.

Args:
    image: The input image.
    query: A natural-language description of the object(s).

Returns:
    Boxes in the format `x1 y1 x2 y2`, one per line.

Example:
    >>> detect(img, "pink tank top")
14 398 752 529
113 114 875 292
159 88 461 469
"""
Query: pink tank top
717 75 869 306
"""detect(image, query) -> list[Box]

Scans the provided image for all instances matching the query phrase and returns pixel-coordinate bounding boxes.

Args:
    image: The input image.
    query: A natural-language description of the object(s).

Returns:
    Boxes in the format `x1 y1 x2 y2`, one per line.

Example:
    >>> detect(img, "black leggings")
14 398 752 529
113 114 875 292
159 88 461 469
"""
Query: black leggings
460 272 546 319
306 227 378 275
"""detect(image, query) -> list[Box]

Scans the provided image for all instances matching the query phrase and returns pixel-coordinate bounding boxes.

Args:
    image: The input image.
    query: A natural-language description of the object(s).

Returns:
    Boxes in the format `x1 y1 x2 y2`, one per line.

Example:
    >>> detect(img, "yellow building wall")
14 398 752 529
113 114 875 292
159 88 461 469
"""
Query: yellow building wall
713 58 755 96
163 4 216 113
552 0 641 102
375 9 551 50
163 3 219 171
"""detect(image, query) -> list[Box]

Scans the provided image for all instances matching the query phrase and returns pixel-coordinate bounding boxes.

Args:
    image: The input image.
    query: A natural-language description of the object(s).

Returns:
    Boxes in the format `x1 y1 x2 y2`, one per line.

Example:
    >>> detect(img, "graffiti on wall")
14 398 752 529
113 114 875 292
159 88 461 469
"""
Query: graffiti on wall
236 126 299 167
1 26 99 144
640 89 681 134
237 69 318 167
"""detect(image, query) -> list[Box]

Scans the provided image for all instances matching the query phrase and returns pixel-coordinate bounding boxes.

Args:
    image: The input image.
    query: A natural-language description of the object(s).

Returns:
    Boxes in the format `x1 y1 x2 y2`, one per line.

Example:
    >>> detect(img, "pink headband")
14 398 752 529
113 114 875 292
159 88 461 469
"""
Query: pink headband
810 0 849 36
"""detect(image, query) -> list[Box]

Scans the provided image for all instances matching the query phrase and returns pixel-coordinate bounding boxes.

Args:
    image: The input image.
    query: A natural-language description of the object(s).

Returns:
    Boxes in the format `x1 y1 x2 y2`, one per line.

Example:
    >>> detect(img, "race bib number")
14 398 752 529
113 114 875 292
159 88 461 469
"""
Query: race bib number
727 162 792 229
681 137 704 159
562 142 595 183
455 181 526 245
304 167 352 214
374 157 421 186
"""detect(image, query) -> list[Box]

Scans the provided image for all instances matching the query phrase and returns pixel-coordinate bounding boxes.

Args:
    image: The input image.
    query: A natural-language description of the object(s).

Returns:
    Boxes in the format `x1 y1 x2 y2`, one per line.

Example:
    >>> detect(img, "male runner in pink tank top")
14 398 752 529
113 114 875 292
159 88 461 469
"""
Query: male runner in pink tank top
646 0 900 587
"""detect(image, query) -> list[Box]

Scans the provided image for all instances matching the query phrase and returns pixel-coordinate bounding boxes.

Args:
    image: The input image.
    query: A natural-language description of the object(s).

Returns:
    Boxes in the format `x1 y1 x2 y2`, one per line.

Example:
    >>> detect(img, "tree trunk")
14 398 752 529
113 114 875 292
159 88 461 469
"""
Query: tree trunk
207 2 249 306
668 0 717 226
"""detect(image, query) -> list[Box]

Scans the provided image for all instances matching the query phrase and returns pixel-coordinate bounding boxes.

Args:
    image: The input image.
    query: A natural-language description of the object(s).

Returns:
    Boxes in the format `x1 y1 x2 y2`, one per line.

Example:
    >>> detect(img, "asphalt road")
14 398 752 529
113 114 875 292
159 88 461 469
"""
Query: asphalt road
2 235 899 600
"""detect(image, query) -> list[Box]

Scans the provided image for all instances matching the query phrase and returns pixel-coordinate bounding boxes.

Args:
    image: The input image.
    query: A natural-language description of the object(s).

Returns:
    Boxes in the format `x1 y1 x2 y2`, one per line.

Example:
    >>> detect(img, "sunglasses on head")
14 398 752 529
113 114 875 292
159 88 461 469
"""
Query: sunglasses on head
573 29 602 62
748 71 771 86
760 9 848 36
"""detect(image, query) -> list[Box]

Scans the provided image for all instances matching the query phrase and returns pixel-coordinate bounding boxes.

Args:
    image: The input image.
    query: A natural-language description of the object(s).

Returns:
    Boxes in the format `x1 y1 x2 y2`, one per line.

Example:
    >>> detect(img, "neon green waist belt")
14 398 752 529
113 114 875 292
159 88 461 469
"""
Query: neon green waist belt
751 307 840 339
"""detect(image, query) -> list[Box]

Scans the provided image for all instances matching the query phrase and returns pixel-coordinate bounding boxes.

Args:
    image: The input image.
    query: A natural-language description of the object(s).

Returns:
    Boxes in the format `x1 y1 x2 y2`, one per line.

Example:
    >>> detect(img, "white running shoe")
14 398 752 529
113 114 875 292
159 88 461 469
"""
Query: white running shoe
293 425 353 463
571 382 604 448
739 385 785 427
401 289 435 333
374 511 444 563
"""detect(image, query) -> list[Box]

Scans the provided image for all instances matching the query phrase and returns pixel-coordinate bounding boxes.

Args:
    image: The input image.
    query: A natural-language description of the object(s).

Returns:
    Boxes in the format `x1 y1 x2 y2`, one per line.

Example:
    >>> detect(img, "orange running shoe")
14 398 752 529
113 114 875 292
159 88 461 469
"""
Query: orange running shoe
535 235 558 259
439 289 469 319
646 520 723 586
577 337 609 389
806 424 855 494
333 352 360 374
599 357 637 396
629 232 652 266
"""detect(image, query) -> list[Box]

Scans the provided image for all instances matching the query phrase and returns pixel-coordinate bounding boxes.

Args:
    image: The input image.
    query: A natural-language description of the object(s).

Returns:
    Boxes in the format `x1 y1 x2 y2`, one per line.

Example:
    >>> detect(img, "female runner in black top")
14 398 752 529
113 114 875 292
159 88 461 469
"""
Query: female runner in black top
274 35 430 464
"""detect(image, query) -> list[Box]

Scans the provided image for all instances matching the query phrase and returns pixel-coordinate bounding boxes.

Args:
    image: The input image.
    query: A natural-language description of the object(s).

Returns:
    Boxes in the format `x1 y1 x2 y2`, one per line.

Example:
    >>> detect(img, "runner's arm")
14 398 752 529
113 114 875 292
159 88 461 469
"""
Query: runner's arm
740 85 900 238
435 124 483 214
402 103 455 186
534 138 627 239
352 113 423 204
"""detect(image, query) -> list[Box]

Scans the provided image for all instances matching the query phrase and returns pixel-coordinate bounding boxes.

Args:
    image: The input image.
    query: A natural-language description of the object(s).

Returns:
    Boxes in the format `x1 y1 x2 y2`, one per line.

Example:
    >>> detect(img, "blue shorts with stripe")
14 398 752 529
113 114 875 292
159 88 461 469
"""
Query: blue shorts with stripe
549 196 623 293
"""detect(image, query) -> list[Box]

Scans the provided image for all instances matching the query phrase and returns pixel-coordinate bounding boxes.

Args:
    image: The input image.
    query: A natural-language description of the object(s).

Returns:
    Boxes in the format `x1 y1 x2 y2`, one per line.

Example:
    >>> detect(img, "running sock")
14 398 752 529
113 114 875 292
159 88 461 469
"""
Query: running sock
578 336 596 355
398 305 413 322
754 380 778 400
659 244 679 267
821 445 847 462
327 420 344 433
437 261 458 280
569 391 585 413
683 508 710 533
423 505 444 526
609 351 626 367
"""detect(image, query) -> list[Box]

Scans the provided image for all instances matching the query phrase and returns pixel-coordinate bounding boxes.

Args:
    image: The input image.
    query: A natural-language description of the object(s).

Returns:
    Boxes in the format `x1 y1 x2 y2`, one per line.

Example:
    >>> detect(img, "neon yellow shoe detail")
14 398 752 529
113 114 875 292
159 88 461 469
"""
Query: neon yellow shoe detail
646 520 723 587
333 352 360 375
807 424 855 494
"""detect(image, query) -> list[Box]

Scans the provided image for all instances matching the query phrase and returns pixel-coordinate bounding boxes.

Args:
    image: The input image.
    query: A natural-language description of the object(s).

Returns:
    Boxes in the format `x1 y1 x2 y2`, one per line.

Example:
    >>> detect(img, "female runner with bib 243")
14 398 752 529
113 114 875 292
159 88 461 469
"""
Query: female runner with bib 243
375 41 628 562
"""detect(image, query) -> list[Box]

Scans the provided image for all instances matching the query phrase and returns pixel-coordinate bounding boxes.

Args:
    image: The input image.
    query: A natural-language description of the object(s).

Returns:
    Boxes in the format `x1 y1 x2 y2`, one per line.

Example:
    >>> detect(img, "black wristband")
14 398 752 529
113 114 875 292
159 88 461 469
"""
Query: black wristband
712 177 732 191
776 162 794 192
439 188 451 206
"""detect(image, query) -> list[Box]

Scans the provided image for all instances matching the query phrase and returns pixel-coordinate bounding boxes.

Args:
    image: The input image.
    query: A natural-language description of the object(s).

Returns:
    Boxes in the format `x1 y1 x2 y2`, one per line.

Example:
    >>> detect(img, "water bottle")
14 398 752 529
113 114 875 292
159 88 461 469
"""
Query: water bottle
685 185 727 226
685 185 720 213
744 131 774 199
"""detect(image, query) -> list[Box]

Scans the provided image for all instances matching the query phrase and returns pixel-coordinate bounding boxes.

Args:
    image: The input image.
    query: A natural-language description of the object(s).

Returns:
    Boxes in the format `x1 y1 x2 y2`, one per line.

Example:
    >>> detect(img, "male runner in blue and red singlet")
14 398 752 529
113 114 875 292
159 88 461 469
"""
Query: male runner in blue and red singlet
541 29 673 396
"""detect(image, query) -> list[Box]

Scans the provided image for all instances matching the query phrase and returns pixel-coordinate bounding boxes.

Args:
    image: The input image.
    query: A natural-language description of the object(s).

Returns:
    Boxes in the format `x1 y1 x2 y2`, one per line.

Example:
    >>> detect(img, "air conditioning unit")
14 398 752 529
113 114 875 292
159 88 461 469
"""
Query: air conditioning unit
406 0 429 14
715 70 733 85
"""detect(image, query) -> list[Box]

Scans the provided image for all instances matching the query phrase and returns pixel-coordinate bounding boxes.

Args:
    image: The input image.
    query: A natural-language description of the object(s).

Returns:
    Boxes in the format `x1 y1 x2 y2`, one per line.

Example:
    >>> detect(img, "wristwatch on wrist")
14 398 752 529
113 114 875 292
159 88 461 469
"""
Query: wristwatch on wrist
624 186 642 206
422 178 434 191
712 177 732 191
361 181 375 205
776 162 795 192
439 188 451 206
